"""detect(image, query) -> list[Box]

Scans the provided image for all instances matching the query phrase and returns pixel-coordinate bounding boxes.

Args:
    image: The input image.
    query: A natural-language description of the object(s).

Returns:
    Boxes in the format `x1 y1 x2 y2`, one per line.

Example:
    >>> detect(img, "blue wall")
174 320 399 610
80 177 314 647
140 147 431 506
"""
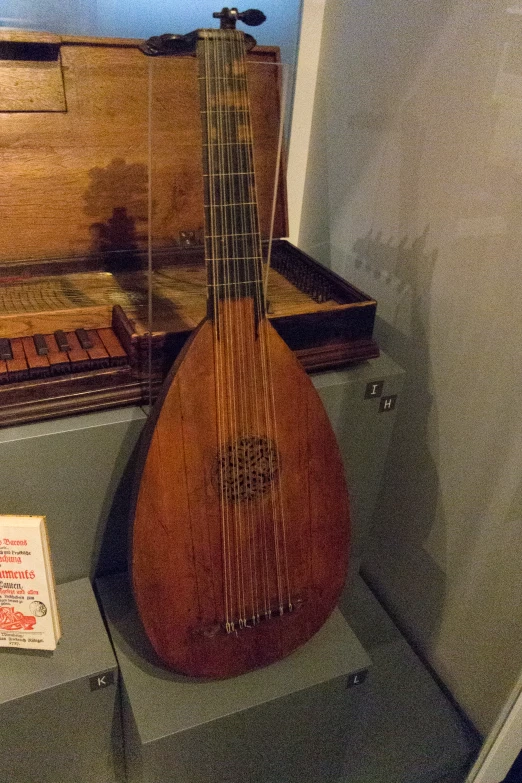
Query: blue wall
95 1 301 68
1 1 301 70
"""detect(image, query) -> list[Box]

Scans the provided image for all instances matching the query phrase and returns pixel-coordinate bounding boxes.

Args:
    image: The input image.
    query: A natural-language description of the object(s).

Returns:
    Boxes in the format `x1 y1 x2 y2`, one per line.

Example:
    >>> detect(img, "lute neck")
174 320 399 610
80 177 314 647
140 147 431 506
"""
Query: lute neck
197 29 265 321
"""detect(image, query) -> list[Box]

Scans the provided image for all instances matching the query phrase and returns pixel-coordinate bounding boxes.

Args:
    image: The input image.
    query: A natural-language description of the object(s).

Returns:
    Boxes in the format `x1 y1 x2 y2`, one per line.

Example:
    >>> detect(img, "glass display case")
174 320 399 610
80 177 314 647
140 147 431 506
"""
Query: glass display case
0 28 378 427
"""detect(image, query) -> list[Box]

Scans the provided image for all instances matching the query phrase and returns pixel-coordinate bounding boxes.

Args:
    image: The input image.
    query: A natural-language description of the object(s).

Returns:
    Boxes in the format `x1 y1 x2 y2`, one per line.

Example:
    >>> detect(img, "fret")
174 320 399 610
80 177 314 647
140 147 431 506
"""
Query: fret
207 256 263 262
203 141 252 147
208 255 262 281
208 279 263 288
203 172 255 177
204 176 256 201
200 108 249 114
204 226 260 238
204 232 261 238
204 229 261 256
198 75 247 81
197 32 265 318
204 201 256 208
204 168 254 181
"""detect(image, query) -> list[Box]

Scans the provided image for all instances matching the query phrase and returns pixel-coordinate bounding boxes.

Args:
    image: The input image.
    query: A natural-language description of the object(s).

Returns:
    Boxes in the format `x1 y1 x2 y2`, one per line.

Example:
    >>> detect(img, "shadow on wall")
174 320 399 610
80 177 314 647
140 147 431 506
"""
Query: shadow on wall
83 157 181 329
351 225 437 331
85 157 148 271
351 225 449 655
324 68 450 654
315 0 522 733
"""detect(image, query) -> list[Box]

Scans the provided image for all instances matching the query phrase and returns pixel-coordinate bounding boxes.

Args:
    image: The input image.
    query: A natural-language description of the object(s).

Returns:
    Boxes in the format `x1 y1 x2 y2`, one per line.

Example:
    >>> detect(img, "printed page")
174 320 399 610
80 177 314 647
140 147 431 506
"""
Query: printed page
0 516 59 650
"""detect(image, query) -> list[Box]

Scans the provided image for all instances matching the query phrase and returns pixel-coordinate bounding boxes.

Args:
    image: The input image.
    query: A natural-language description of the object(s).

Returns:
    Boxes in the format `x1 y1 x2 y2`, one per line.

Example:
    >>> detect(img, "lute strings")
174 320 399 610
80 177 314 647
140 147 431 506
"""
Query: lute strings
200 28 293 631
229 32 271 624
230 31 291 619
219 31 249 628
215 30 255 629
201 33 234 631
225 29 275 626
226 34 263 624
230 27 292 626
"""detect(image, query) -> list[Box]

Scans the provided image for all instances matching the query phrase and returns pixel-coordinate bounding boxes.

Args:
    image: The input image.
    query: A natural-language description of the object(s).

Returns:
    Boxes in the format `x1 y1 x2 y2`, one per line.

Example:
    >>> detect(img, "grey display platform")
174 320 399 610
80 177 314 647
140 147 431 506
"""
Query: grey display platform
0 351 404 583
97 572 371 783
339 575 478 783
0 578 121 783
0 406 146 584
314 352 404 556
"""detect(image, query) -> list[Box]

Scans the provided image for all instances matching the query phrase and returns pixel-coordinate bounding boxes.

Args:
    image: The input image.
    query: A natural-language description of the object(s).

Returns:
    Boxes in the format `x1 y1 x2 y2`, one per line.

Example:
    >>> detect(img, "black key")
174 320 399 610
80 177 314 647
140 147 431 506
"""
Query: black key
0 338 13 361
33 333 49 356
75 328 93 350
54 330 70 352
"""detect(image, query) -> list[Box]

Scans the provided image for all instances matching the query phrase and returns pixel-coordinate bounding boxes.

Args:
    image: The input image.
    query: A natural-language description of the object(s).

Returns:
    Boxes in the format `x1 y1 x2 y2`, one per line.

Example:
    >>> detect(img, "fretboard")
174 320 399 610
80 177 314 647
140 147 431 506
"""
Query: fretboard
197 29 264 317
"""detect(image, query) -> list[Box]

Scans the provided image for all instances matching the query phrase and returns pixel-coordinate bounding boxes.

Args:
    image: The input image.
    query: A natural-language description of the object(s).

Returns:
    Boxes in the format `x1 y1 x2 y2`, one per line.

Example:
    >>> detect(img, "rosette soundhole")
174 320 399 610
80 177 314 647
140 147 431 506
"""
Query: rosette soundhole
216 436 280 502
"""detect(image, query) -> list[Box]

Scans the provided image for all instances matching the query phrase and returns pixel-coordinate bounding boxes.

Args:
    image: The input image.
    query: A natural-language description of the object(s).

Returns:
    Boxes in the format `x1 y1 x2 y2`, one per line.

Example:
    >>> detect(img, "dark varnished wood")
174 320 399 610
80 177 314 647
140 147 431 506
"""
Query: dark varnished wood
0 31 286 262
131 307 349 678
130 21 350 677
0 243 378 427
0 27 377 427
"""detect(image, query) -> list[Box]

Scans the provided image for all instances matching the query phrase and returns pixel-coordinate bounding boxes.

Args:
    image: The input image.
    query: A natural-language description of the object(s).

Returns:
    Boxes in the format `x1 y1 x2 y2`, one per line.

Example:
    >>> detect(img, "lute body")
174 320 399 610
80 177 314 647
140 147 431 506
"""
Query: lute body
130 11 350 678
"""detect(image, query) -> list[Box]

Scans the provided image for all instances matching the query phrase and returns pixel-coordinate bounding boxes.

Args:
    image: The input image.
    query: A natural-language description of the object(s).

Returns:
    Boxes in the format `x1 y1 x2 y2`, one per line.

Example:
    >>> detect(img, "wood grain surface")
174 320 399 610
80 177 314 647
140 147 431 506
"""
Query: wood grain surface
0 263 345 339
0 37 286 262
131 305 350 678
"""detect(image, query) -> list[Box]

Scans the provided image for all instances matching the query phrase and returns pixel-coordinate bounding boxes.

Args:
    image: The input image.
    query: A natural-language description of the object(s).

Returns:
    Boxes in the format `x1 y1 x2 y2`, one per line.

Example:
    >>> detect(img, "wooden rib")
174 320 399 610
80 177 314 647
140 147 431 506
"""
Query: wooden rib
131 315 349 678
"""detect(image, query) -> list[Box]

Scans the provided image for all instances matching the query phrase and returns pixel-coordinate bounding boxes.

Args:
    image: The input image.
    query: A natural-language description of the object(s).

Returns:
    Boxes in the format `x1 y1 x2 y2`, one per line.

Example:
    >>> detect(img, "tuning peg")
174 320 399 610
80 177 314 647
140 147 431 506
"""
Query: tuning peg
213 8 266 28
238 9 266 26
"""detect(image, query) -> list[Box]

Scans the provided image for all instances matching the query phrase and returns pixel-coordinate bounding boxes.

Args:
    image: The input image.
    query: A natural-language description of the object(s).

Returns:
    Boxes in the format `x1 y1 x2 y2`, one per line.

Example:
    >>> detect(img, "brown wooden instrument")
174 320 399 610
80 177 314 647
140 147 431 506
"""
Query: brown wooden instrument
130 9 350 679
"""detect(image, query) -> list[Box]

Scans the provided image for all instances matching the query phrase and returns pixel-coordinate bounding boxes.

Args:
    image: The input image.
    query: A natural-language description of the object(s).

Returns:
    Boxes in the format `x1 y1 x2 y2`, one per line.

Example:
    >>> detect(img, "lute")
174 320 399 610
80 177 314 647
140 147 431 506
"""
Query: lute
130 8 350 678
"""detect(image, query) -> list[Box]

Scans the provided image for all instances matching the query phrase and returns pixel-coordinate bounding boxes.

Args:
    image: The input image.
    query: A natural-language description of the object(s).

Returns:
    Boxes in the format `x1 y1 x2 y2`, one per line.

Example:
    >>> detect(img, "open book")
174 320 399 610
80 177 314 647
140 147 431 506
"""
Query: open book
0 515 61 650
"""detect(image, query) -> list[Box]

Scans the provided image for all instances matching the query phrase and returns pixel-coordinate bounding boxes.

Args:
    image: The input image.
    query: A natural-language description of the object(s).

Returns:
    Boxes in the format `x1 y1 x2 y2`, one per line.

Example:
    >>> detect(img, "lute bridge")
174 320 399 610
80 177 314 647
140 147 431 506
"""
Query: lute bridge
194 596 305 639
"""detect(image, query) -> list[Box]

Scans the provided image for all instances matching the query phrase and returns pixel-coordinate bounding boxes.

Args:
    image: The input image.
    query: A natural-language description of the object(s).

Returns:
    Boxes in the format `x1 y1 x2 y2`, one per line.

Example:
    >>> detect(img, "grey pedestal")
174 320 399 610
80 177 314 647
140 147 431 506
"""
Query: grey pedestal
0 351 403 583
0 406 146 584
312 352 404 557
97 573 371 783
0 578 122 783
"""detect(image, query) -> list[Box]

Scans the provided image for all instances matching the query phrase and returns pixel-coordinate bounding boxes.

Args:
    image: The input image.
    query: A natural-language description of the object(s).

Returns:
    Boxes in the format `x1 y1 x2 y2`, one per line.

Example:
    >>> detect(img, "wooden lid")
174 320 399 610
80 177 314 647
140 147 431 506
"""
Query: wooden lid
0 33 287 264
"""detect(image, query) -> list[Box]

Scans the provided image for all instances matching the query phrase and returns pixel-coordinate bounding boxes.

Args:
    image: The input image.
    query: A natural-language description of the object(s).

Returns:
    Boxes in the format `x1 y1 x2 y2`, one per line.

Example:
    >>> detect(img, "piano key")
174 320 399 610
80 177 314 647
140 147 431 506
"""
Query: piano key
0 326 128 384
54 330 71 352
84 330 109 362
76 328 93 350
45 334 70 372
21 336 50 375
0 338 13 361
33 333 49 356
97 328 127 364
64 331 90 368
7 338 29 381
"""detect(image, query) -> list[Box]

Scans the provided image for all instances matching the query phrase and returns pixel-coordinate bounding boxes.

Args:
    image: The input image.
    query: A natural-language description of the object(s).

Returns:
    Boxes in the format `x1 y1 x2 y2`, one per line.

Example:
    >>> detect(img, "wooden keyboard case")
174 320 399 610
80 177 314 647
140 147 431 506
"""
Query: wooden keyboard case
0 29 378 427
